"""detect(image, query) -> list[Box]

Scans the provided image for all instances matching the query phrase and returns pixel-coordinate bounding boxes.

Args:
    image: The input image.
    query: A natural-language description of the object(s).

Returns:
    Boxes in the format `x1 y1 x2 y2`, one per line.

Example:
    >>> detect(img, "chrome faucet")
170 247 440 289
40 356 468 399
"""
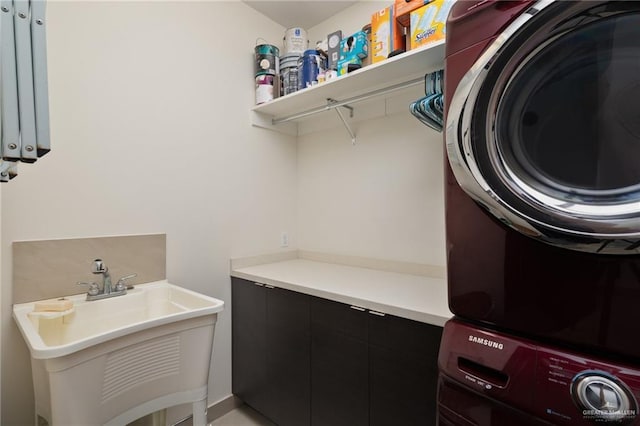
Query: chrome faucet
77 259 137 301
91 259 112 295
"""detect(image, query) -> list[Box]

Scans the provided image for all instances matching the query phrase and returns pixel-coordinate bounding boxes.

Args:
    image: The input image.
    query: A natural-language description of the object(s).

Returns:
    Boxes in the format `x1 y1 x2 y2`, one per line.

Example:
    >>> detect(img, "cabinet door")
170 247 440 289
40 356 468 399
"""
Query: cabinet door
266 286 311 426
310 297 368 426
369 313 442 426
231 278 269 415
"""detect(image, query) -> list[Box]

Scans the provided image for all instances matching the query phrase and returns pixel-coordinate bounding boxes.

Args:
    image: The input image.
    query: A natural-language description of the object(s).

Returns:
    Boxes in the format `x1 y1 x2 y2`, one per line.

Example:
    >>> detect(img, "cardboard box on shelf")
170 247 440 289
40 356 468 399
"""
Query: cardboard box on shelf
395 0 435 27
409 0 455 50
337 57 362 76
327 30 342 70
371 6 406 64
339 31 368 61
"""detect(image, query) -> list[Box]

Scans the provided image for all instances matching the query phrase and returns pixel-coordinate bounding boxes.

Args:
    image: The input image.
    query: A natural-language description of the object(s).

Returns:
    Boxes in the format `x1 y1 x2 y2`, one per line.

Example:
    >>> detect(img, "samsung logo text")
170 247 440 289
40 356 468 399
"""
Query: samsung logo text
468 335 504 350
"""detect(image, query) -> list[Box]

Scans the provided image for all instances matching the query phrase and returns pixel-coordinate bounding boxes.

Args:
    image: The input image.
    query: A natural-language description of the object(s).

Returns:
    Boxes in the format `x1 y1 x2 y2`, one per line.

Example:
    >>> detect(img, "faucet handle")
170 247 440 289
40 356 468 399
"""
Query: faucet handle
77 281 100 296
115 274 137 291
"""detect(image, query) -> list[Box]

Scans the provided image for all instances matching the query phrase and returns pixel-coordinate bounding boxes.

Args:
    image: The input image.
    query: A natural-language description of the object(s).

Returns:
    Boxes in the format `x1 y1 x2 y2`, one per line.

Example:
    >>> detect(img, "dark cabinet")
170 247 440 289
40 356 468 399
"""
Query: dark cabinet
231 277 269 414
231 277 310 426
369 313 442 426
266 284 311 426
310 298 442 426
232 276 442 426
311 298 369 426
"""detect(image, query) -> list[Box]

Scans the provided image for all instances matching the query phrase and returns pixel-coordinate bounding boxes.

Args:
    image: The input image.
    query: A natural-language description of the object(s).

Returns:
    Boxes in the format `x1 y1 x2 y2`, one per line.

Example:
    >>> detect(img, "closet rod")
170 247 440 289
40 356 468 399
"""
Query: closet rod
271 75 425 125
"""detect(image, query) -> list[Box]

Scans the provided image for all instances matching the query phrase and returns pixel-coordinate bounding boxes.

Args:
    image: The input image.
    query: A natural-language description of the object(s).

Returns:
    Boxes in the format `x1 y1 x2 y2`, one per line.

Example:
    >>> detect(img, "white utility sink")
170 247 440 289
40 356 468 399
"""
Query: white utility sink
13 280 224 426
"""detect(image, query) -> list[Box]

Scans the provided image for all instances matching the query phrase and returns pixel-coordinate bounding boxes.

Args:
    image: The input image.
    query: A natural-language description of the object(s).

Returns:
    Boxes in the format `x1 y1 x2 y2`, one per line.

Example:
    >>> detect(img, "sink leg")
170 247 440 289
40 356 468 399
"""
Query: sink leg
192 398 207 426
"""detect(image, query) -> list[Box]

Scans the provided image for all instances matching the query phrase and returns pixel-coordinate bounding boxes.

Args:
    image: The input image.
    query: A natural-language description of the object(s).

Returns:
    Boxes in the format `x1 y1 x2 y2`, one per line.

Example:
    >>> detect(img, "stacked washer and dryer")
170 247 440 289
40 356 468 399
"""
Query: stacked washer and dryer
439 1 640 424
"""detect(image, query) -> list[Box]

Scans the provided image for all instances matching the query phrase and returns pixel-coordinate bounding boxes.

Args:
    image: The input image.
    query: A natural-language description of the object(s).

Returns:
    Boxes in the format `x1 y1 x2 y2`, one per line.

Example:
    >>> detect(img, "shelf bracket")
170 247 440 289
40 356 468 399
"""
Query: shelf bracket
327 98 353 118
327 98 356 145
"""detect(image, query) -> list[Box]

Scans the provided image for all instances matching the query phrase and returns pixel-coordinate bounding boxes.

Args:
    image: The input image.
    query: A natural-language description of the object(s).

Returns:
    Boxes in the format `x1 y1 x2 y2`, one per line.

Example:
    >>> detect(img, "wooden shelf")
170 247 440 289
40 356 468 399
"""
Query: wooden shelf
251 40 445 130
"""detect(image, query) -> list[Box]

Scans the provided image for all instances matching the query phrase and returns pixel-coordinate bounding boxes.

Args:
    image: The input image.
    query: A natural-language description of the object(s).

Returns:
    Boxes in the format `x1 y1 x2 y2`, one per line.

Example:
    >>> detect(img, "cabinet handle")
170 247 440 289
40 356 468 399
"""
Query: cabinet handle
349 305 366 312
254 282 265 287
264 284 275 289
369 310 386 317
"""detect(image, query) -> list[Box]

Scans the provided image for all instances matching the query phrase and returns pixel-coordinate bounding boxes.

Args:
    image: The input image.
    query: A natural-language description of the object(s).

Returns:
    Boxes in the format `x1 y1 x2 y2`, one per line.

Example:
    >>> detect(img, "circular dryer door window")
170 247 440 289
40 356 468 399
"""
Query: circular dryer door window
446 0 640 254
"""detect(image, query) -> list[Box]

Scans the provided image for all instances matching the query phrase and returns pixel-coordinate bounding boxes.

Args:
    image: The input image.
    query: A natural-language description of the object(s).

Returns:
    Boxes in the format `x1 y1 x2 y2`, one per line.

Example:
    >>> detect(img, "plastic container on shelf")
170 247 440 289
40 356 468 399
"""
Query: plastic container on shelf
254 44 280 77
283 27 308 55
256 75 276 105
280 53 301 96
255 43 280 104
298 49 327 90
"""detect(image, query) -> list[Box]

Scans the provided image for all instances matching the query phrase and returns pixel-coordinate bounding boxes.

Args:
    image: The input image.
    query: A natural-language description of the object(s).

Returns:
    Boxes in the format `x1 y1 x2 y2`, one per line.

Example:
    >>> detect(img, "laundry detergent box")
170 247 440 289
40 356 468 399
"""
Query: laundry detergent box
395 0 435 27
339 31 368 61
409 0 455 50
371 6 406 63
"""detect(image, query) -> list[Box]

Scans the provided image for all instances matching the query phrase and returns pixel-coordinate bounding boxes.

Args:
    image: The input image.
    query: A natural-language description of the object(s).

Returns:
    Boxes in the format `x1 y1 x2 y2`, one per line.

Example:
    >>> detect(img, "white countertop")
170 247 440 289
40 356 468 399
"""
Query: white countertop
231 258 452 327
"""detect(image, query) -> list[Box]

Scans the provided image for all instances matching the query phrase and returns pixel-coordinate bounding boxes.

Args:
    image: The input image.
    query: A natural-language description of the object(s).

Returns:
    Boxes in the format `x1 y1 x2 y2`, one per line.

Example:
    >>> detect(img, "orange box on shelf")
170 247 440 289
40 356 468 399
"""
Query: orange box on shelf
395 0 435 27
409 0 455 50
371 6 406 63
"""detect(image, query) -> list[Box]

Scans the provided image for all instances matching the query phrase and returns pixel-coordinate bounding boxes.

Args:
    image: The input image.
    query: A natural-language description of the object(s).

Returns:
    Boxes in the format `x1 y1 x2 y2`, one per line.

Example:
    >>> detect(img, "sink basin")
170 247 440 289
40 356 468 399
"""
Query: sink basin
13 280 224 426
14 280 224 359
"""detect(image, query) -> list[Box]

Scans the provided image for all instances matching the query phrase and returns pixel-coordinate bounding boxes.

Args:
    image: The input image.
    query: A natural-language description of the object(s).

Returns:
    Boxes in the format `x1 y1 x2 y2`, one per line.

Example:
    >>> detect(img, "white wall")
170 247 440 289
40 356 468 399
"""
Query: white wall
308 1 388 45
297 112 446 266
1 2 293 424
299 1 447 266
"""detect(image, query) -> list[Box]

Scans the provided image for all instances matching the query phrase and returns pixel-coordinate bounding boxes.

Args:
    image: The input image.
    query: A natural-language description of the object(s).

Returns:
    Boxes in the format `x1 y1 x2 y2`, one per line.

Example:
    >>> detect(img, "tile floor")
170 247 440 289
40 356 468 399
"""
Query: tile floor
209 404 275 426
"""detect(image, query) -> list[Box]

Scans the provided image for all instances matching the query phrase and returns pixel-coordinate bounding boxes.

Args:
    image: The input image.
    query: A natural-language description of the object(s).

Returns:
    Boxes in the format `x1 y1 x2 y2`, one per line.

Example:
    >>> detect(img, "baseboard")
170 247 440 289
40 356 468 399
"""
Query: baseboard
173 395 242 426
206 395 243 422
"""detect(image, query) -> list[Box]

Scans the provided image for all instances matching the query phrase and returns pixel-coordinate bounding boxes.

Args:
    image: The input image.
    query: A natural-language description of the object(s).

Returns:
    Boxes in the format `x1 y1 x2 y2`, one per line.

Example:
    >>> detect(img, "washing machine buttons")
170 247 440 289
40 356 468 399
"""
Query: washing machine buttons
571 371 637 423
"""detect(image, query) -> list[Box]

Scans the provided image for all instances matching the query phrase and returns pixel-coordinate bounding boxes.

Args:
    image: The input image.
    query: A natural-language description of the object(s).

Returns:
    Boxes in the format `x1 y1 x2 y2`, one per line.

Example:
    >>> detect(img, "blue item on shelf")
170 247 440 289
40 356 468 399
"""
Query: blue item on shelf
298 49 327 89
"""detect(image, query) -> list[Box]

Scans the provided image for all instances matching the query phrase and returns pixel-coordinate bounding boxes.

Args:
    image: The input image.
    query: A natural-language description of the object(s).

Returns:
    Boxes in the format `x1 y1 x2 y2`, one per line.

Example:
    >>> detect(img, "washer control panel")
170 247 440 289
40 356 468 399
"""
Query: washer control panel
440 320 640 425
572 372 637 423
533 348 640 424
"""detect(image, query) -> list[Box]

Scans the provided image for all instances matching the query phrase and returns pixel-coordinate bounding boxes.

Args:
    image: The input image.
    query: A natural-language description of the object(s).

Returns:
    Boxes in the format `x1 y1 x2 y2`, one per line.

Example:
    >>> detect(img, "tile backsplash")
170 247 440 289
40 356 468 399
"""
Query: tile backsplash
13 234 166 303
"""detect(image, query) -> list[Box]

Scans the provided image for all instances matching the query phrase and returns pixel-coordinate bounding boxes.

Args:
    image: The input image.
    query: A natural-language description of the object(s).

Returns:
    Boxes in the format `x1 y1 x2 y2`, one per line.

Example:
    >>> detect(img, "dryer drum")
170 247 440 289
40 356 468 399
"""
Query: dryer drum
446 0 640 254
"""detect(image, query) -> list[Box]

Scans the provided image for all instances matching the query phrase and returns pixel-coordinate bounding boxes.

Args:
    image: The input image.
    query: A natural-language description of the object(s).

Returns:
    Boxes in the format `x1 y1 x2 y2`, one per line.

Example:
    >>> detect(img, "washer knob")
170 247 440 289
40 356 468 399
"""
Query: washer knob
571 371 637 423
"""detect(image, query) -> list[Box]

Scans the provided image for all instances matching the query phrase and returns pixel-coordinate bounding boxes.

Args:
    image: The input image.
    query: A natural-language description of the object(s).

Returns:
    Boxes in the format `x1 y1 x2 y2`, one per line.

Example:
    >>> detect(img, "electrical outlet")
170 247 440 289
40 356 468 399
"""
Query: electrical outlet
281 232 289 247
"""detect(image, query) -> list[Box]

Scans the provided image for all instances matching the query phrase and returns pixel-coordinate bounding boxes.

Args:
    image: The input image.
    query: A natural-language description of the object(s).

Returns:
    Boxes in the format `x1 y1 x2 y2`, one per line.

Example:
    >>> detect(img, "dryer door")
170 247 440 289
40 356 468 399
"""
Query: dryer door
446 0 640 254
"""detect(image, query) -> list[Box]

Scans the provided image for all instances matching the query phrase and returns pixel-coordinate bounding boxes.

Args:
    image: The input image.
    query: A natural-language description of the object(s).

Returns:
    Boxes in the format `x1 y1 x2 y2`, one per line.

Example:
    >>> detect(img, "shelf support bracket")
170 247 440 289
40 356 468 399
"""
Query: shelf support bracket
327 98 356 145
